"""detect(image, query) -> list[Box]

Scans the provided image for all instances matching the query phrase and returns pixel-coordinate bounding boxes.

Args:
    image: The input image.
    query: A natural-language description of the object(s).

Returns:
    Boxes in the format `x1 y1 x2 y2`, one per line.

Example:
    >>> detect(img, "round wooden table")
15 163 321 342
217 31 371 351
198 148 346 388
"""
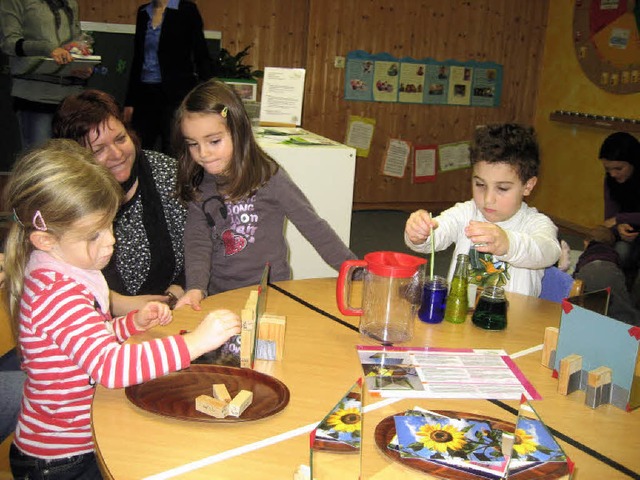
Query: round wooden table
91 278 640 479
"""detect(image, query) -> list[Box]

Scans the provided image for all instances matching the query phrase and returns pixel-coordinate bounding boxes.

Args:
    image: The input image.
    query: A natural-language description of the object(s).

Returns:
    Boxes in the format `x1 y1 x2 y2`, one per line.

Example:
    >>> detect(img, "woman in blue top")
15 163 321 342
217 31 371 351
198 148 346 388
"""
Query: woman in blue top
124 0 213 154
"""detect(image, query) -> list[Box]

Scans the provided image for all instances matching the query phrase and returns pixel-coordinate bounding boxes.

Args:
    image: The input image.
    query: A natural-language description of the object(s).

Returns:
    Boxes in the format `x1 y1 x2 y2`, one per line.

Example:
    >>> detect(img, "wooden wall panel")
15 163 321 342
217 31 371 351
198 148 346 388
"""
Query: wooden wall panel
304 0 549 210
77 0 548 212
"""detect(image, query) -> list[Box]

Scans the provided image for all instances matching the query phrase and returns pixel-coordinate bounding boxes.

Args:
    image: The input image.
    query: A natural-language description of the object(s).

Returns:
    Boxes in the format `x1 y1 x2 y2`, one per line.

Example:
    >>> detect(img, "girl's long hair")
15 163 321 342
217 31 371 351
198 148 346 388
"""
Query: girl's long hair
3 139 122 340
600 132 640 213
173 79 278 202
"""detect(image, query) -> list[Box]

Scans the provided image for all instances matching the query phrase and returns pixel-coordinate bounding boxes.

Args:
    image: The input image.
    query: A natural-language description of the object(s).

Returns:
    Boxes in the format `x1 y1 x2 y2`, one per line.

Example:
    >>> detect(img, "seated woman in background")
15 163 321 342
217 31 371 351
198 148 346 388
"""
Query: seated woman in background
52 89 187 313
599 131 640 293
573 226 639 326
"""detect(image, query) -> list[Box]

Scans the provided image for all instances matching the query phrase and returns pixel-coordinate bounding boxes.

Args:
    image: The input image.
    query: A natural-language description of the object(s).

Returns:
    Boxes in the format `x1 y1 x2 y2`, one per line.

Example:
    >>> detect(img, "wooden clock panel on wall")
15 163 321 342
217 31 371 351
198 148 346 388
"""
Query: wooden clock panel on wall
574 0 640 94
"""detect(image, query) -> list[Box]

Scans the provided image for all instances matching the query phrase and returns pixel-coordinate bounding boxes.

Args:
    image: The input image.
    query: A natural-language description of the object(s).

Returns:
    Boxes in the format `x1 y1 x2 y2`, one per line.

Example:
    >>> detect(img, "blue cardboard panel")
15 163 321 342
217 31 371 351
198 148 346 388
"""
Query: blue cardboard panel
555 302 639 393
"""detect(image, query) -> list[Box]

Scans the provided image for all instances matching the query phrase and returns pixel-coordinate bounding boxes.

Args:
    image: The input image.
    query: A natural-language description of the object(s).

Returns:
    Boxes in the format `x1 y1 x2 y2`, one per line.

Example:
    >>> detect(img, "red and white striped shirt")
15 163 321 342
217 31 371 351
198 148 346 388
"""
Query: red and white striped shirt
15 268 190 459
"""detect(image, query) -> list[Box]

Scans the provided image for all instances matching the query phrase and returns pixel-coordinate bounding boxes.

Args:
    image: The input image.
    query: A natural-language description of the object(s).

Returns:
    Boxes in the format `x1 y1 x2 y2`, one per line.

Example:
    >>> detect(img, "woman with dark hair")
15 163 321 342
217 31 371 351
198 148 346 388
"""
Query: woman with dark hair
124 0 213 154
599 132 640 283
0 0 92 150
52 89 187 312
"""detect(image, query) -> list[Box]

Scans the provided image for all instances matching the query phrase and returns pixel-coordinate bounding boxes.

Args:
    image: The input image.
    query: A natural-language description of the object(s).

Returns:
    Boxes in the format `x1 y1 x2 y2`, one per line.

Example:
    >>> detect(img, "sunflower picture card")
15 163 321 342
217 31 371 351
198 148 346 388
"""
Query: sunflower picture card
311 381 362 450
507 399 568 465
393 411 507 464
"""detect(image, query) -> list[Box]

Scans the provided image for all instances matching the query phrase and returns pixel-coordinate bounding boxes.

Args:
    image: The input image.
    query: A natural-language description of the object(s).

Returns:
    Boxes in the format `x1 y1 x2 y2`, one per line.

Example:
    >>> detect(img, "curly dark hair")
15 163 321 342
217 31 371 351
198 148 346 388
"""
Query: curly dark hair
469 123 539 182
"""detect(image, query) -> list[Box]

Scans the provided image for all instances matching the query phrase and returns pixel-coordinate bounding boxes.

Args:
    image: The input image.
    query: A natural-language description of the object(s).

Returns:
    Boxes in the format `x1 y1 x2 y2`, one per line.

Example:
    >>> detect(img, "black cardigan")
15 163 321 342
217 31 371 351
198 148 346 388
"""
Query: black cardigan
125 0 213 107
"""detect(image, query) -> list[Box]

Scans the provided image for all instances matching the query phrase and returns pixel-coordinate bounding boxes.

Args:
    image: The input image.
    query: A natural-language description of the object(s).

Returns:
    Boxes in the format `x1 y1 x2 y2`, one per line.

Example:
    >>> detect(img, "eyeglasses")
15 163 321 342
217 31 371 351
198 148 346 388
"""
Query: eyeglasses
201 195 228 228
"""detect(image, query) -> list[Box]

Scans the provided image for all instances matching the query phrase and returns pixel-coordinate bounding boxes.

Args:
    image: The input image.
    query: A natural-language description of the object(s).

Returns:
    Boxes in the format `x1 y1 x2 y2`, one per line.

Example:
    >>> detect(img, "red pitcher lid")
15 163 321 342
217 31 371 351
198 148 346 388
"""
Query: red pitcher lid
363 251 427 278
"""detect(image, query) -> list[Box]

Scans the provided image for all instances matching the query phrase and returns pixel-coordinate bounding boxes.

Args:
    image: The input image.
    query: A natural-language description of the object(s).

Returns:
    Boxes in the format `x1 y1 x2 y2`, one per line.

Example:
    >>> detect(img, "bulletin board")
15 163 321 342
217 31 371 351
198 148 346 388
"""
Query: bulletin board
80 21 221 106
573 0 640 94
344 50 503 107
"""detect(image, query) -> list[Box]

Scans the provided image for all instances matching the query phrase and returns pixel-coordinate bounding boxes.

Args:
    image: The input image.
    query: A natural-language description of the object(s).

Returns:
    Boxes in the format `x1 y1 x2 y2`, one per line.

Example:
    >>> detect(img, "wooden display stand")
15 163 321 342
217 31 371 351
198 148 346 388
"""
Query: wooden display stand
542 297 640 411
240 287 286 368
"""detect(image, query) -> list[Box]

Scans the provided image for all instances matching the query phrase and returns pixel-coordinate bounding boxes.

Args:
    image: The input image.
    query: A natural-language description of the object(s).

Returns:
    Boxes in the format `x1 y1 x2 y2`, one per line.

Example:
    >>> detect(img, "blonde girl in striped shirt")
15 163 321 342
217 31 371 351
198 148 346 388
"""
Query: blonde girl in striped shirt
4 139 240 479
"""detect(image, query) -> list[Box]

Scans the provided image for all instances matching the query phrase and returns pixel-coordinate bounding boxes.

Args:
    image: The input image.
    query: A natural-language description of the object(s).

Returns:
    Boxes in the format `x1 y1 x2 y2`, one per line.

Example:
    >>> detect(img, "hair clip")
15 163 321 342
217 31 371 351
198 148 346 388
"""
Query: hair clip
12 208 24 227
32 210 47 231
220 106 228 118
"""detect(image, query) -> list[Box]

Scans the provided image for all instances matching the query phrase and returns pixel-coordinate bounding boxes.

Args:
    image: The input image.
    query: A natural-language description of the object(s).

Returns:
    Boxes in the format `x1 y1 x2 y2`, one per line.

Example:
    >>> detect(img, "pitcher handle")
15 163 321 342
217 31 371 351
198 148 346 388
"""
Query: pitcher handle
336 259 367 315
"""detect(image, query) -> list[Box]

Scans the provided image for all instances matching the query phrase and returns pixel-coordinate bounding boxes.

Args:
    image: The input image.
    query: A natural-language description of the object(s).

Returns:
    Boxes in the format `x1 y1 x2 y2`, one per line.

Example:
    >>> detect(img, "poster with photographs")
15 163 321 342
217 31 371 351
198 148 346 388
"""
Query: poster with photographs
423 62 450 105
344 51 502 107
344 50 374 101
398 60 426 103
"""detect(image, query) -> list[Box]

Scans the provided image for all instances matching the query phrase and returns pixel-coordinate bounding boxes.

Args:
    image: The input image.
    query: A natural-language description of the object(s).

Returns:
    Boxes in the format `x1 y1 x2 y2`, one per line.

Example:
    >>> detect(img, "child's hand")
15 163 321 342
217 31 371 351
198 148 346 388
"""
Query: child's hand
134 301 173 331
182 309 241 360
405 209 437 245
174 289 205 311
617 223 639 242
465 220 509 256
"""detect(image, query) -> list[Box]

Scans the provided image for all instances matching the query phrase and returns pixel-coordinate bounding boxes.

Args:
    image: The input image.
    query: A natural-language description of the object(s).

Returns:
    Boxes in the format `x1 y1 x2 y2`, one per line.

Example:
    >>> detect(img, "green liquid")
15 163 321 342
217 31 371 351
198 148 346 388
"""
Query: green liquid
472 297 507 330
444 276 468 324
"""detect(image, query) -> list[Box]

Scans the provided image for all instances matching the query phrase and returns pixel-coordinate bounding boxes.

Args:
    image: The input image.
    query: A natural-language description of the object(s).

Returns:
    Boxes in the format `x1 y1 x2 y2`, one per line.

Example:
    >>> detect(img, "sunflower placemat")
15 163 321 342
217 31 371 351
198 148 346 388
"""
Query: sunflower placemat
311 379 362 453
375 406 572 479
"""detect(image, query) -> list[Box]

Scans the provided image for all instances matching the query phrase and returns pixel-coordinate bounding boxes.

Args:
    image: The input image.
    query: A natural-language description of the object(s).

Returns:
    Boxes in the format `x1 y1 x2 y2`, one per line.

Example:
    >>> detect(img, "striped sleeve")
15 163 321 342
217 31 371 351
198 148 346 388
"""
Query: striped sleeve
29 273 191 389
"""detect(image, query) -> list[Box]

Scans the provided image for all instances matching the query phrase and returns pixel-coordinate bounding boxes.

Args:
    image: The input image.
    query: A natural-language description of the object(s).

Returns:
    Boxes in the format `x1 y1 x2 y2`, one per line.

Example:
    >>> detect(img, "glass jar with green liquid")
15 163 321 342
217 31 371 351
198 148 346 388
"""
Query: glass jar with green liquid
444 253 469 324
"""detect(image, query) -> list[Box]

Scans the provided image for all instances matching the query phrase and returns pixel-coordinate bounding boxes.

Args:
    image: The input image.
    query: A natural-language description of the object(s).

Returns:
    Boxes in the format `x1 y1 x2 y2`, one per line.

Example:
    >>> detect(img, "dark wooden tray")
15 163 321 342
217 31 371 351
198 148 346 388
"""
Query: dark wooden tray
125 364 289 422
374 410 571 479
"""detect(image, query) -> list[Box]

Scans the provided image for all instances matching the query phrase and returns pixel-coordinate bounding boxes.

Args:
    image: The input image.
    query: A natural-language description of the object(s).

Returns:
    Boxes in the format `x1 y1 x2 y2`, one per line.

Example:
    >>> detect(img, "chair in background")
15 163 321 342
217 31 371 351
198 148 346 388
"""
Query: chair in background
539 266 584 303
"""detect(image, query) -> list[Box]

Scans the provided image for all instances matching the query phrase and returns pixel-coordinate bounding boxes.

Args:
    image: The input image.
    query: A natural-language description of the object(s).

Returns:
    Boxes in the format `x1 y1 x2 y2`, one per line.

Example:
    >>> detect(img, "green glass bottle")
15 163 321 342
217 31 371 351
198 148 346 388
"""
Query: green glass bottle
444 253 469 324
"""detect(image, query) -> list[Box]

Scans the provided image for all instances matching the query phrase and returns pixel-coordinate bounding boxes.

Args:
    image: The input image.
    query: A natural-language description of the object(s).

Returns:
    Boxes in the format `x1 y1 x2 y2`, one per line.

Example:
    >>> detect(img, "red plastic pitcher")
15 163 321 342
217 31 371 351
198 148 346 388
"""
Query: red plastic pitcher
336 251 426 344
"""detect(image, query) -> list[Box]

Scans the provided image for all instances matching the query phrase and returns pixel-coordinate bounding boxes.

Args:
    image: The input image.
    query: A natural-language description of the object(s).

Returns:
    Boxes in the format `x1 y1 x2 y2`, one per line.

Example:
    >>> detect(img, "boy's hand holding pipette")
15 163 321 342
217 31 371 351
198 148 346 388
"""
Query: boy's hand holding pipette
405 209 438 245
134 301 173 331
465 220 509 256
182 309 241 360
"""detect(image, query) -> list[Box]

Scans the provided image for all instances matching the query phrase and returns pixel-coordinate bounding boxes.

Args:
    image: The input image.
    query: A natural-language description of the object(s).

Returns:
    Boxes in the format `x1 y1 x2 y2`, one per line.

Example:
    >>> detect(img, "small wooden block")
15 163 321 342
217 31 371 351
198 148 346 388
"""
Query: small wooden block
541 326 559 368
228 389 253 417
240 307 257 368
588 366 612 388
245 289 259 311
257 314 286 361
585 366 613 409
293 464 312 480
212 384 232 403
558 354 582 395
195 395 228 418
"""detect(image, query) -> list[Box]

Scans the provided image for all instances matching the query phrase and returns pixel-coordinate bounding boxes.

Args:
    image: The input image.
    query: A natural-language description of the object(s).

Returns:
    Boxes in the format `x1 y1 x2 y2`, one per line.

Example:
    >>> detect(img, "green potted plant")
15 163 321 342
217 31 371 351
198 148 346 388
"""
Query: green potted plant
213 45 262 102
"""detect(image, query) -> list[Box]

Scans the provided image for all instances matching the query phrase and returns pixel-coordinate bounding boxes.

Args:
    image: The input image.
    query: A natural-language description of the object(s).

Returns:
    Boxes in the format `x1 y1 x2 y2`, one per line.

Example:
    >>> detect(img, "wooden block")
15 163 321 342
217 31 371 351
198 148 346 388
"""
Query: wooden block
244 289 259 312
587 366 612 388
541 327 559 368
195 395 228 418
541 326 559 368
293 465 311 480
212 383 232 403
558 354 582 395
585 366 613 409
257 314 286 361
228 389 253 417
240 307 257 368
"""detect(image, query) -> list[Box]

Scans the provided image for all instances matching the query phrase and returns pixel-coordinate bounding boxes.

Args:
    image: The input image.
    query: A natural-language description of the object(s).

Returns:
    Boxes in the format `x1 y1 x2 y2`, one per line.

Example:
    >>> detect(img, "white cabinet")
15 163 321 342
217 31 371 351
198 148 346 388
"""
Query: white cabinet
256 128 356 279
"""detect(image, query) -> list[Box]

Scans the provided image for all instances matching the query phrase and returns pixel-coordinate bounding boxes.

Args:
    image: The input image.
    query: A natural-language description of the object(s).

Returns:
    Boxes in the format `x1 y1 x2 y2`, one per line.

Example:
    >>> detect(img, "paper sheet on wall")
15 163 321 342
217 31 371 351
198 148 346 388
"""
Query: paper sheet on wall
345 116 375 157
413 145 437 183
382 139 411 178
447 65 472 106
439 141 470 172
259 67 306 126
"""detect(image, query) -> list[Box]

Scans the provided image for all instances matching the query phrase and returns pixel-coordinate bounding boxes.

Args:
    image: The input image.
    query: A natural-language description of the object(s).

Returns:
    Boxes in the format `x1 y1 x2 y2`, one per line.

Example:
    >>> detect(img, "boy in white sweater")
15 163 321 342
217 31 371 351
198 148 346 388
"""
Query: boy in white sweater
405 123 560 297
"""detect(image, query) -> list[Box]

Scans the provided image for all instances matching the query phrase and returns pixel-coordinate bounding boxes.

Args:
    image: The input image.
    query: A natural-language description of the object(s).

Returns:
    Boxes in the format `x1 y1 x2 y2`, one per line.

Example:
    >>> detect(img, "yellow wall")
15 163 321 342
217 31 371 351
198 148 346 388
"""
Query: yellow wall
533 1 640 229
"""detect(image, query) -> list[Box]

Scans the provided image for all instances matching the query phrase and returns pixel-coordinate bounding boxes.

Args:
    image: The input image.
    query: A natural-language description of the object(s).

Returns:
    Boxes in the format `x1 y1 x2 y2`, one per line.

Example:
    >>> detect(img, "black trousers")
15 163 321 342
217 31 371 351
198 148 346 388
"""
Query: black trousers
131 83 180 155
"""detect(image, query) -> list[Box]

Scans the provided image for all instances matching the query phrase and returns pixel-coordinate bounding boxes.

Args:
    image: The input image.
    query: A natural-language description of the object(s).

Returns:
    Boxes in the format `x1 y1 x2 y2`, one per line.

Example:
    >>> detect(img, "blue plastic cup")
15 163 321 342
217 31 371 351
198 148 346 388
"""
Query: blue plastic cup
418 275 448 324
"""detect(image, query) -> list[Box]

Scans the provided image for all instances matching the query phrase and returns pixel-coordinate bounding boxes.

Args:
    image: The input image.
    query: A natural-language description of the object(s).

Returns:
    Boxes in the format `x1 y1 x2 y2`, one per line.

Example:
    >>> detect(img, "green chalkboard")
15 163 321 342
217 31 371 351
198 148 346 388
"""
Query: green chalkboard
80 21 221 106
